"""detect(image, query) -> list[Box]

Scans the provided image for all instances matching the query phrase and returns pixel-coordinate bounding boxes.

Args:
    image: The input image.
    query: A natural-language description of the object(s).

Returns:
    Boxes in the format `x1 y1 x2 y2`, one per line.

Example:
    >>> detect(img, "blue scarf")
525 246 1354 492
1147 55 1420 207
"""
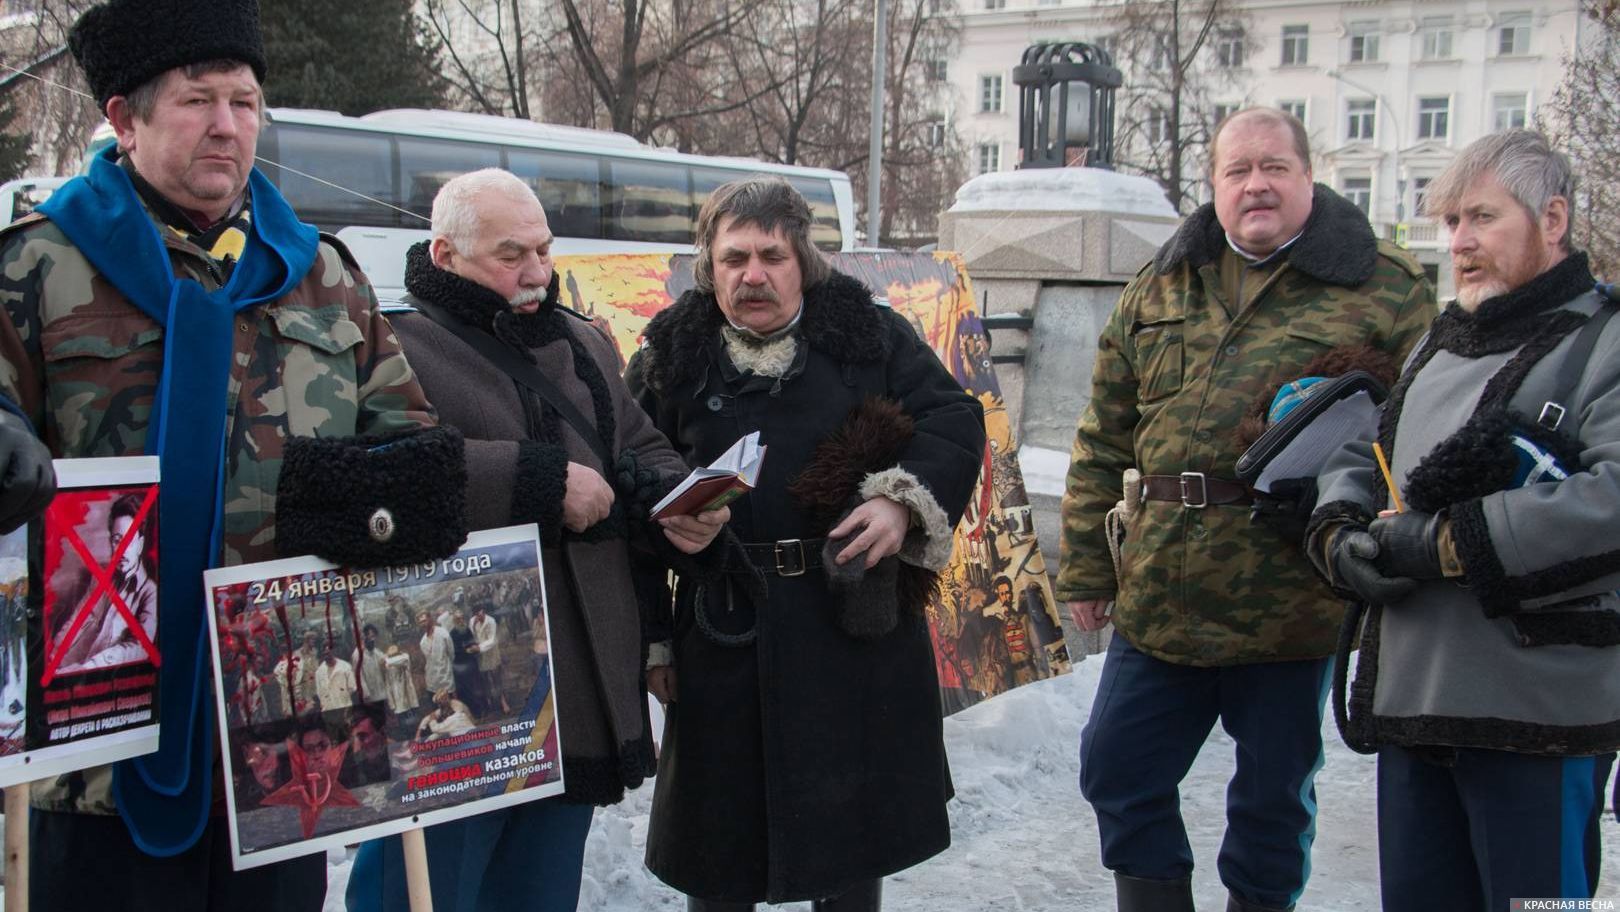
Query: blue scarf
38 145 318 855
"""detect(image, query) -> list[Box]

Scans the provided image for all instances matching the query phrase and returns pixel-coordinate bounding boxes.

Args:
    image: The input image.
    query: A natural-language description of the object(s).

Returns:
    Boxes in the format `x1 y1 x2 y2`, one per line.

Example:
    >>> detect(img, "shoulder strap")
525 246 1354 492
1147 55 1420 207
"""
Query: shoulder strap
409 298 616 469
1538 292 1619 432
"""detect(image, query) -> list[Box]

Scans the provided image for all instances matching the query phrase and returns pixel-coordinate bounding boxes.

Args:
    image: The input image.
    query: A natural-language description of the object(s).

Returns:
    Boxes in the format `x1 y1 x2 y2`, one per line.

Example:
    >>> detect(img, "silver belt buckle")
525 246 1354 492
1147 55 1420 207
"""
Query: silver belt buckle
775 539 806 576
1179 471 1208 509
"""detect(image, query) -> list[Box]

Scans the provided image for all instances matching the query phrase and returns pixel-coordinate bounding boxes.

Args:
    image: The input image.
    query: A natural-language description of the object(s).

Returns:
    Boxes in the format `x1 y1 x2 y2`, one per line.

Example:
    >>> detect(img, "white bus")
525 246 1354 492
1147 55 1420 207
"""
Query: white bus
82 108 858 300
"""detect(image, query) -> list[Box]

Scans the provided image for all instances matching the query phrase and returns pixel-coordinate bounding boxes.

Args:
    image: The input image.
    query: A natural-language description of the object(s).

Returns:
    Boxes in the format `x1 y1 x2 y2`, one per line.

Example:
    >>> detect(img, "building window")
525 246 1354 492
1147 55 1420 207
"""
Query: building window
977 142 1001 174
1281 24 1309 65
1095 34 1119 62
1279 99 1307 123
1147 108 1170 145
1492 93 1529 131
979 74 1004 113
983 0 1005 9
1348 21 1380 63
1420 17 1454 60
1417 96 1450 140
1036 0 1061 6
926 117 947 148
1343 176 1372 214
1215 29 1244 68
1412 176 1432 218
926 58 947 82
1212 103 1240 125
1498 11 1531 55
1346 99 1376 141
1149 35 1173 71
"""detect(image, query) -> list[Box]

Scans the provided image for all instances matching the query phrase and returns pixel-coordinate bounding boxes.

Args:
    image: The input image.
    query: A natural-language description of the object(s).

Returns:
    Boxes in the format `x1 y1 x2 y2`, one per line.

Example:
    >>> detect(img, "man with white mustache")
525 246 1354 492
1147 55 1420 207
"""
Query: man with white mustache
346 168 730 912
1059 107 1435 912
1312 129 1620 909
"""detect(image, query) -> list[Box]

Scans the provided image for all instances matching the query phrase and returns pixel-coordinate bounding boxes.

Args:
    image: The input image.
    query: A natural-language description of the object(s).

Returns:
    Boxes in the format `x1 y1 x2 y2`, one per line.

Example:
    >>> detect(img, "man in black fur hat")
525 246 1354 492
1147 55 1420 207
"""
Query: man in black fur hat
1312 129 1620 910
1057 106 1435 912
626 176 985 911
4 0 470 907
344 168 729 912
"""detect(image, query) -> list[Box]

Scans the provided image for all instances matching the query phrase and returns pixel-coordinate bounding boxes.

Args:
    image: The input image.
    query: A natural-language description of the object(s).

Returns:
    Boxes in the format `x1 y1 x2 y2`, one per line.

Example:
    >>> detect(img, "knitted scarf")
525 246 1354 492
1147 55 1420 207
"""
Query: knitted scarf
37 143 318 855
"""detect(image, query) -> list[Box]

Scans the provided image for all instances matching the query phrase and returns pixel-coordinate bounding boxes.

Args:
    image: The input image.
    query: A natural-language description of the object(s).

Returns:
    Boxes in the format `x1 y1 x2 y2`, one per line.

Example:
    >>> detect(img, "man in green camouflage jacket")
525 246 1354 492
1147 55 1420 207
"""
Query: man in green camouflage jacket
1056 108 1434 912
0 1 467 909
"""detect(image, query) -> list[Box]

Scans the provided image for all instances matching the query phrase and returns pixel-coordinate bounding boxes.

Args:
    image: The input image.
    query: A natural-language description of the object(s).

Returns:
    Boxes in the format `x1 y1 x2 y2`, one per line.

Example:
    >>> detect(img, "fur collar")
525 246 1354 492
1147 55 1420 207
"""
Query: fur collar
403 241 566 351
1426 253 1596 356
1153 183 1378 288
639 270 891 394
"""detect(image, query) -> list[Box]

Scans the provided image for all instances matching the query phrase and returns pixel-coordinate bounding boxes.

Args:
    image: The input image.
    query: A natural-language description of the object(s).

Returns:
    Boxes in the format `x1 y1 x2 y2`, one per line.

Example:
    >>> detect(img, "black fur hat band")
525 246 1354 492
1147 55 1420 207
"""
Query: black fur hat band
69 0 268 108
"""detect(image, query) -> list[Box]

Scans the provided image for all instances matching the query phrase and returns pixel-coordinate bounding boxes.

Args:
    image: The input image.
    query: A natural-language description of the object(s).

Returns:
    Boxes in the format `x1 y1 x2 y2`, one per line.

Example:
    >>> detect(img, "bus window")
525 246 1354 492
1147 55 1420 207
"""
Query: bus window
507 148 603 239
397 137 501 223
269 125 398 230
785 176 843 251
606 159 691 244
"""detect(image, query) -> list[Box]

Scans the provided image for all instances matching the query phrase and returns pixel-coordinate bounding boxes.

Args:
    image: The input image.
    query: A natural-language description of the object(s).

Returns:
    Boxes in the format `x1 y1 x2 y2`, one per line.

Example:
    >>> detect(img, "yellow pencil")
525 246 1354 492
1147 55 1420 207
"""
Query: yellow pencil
1373 442 1405 513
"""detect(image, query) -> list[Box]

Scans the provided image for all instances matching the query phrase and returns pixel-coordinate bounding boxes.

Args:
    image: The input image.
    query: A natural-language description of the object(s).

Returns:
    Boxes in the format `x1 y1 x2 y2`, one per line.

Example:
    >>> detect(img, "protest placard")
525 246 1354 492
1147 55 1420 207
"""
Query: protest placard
204 524 563 870
0 456 162 789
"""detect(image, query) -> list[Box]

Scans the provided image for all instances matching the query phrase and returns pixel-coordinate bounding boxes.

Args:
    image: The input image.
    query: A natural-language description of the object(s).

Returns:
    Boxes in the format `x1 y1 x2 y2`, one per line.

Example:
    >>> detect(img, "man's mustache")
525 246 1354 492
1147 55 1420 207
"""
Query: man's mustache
735 286 780 304
1240 195 1281 212
509 286 548 307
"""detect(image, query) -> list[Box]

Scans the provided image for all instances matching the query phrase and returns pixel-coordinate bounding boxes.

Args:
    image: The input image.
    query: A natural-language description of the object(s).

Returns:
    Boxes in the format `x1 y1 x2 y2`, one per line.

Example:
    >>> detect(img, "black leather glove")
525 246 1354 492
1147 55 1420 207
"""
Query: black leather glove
1250 476 1317 546
0 409 55 535
1367 510 1446 580
1329 526 1417 605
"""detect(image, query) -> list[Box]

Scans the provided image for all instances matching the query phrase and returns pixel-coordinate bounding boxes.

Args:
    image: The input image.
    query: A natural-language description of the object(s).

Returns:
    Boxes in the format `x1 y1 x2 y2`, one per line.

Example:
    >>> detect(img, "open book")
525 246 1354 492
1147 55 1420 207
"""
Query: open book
651 431 767 519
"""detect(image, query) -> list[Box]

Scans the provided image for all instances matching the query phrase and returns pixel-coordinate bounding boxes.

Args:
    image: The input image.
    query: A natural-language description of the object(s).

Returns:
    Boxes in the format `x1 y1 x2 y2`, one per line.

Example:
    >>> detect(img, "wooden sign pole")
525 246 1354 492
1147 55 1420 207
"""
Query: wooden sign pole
4 785 27 912
402 827 432 912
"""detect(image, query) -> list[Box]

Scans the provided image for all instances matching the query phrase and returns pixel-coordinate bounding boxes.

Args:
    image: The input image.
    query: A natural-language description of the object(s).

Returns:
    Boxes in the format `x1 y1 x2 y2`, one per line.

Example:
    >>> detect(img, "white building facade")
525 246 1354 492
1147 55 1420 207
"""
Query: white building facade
943 0 1585 295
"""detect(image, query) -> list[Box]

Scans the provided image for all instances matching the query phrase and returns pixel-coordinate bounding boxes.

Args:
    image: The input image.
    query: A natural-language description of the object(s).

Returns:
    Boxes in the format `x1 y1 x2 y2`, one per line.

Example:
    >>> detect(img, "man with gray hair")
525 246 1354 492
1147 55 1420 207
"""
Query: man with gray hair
345 168 730 912
1312 129 1620 908
626 176 985 911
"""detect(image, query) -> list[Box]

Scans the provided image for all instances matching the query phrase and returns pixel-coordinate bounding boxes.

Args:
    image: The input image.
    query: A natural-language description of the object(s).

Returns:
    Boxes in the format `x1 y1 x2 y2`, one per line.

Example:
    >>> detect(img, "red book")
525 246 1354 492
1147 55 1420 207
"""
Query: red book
651 432 766 519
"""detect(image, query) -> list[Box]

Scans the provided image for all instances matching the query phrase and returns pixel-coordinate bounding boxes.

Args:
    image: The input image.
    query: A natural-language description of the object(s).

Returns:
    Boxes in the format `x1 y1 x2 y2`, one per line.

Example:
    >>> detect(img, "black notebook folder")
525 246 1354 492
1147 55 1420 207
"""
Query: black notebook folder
1235 371 1390 492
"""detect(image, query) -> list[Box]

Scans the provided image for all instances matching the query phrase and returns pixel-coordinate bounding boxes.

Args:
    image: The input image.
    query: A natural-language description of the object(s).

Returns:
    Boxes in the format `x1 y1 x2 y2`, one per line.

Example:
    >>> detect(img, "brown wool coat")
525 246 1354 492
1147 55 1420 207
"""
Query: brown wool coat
393 282 690 805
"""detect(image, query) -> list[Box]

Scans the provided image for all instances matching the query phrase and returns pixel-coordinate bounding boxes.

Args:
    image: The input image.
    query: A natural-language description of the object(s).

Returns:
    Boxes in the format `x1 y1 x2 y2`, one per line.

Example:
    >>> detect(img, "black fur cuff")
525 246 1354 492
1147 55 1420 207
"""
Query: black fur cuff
277 426 467 566
1451 498 1516 618
515 441 568 545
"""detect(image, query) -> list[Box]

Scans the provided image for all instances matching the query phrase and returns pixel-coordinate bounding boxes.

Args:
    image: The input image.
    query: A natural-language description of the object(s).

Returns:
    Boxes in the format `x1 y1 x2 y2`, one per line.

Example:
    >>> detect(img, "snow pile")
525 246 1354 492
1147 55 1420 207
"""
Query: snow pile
324 655 1620 910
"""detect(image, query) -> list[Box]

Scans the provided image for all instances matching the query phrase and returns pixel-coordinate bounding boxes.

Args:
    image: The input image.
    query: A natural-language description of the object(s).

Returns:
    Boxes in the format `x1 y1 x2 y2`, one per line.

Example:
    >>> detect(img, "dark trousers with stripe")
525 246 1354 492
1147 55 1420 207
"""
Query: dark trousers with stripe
1080 635 1332 910
1377 745 1614 910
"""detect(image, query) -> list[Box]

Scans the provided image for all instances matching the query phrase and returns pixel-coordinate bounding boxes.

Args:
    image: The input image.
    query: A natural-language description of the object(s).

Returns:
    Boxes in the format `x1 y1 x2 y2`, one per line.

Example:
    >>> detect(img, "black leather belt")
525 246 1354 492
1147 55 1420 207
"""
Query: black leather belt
738 538 826 577
1140 473 1253 508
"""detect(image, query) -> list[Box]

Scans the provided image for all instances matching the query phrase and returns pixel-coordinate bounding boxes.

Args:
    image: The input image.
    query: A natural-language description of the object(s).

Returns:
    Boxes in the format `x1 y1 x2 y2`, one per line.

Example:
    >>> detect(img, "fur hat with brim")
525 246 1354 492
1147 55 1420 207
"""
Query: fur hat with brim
69 0 267 109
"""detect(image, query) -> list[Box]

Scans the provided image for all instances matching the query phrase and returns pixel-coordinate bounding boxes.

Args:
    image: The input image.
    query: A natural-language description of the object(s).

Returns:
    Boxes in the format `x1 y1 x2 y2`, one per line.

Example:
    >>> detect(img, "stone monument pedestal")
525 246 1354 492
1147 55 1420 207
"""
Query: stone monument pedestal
937 168 1179 655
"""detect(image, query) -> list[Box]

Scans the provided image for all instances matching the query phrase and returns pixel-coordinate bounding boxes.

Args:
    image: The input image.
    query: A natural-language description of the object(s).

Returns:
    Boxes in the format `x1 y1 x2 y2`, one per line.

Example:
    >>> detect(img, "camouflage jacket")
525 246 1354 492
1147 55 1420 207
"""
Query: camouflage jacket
0 204 434 814
1056 185 1434 666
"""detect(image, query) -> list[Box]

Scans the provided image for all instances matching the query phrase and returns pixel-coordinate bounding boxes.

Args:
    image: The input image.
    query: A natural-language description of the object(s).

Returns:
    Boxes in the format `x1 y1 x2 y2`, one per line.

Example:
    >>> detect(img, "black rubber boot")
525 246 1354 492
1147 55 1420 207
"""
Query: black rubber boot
1114 872 1194 912
685 897 755 912
812 878 882 912
1227 891 1295 912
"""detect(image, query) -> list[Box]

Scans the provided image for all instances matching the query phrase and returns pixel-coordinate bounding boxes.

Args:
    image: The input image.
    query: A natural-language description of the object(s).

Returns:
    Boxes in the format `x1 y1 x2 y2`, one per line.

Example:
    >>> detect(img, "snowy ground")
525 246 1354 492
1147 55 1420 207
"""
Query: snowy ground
315 652 1620 909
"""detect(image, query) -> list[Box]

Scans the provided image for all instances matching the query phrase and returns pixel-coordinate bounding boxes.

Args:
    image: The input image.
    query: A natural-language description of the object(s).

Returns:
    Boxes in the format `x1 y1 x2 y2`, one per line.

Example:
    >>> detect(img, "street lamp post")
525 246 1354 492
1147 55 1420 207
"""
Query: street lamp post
1325 68 1407 224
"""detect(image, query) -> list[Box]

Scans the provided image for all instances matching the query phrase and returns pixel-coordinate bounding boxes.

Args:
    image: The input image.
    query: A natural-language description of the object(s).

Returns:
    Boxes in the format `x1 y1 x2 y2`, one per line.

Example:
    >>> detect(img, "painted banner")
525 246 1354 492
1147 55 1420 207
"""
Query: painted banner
204 525 563 870
556 251 1070 715
0 456 162 789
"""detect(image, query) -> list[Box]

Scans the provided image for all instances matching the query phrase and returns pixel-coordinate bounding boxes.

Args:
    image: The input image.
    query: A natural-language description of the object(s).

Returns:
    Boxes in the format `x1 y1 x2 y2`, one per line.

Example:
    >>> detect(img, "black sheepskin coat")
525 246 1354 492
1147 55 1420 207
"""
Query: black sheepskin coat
626 270 986 903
